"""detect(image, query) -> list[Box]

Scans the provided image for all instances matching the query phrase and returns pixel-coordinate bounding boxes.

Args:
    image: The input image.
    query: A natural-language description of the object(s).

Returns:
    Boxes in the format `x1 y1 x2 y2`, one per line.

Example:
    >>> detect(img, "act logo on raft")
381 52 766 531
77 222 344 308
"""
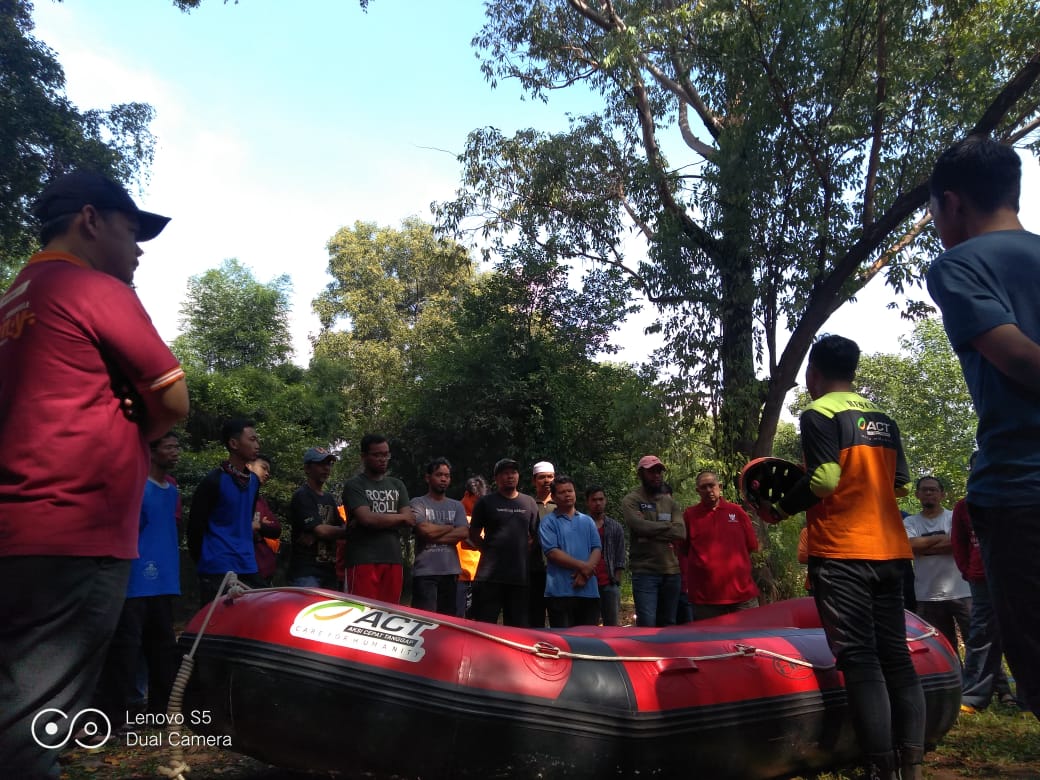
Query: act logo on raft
290 599 437 662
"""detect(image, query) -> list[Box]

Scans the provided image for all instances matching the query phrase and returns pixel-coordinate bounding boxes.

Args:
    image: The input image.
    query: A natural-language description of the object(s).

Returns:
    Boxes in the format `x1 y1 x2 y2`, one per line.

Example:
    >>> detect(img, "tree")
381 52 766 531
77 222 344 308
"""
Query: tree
435 0 1040 473
174 258 294 372
857 318 977 500
312 218 476 446
395 245 665 502
172 259 350 519
1 0 156 286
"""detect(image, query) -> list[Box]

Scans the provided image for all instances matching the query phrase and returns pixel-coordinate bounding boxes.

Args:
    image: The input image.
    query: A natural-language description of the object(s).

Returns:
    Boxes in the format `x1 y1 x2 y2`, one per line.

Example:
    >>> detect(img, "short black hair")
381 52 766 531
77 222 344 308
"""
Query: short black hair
253 453 273 469
39 213 77 246
550 475 575 495
808 334 860 381
149 431 179 450
585 484 605 499
426 457 452 474
695 469 718 484
360 433 387 454
930 137 1021 213
915 475 945 491
221 417 255 449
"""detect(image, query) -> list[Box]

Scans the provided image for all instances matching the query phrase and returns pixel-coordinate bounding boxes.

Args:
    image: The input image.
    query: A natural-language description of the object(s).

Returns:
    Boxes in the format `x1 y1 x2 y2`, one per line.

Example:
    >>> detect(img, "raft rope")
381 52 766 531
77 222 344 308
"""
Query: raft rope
160 570 249 780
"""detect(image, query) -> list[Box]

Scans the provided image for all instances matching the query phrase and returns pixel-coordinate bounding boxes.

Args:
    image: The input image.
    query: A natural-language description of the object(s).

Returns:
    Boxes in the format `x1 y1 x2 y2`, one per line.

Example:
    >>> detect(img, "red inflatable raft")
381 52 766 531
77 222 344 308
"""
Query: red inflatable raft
178 590 960 779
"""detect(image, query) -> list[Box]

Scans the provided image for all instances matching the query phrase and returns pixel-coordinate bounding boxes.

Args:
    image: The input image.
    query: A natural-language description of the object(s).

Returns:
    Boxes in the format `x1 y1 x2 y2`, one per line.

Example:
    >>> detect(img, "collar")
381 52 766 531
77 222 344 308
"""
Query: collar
28 251 91 269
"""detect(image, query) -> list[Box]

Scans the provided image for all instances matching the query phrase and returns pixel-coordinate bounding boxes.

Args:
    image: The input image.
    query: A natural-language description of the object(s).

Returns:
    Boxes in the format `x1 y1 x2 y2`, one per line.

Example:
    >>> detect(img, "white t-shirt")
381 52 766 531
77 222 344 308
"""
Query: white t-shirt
904 509 971 601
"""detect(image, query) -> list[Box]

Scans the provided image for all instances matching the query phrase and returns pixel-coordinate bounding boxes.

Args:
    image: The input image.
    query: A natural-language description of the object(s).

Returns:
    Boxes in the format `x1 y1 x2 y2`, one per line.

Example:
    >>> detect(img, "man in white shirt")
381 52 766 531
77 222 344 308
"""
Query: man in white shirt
904 476 971 654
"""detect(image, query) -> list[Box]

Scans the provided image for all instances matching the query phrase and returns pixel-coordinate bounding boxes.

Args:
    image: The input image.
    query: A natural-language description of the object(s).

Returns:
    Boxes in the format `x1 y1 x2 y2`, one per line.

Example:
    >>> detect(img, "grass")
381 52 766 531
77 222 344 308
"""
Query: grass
60 699 1039 779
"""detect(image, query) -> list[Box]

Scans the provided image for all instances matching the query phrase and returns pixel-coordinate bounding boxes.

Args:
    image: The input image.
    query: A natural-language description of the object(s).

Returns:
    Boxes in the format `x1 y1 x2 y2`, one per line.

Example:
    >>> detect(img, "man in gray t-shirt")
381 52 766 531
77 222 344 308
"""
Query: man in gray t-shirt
411 458 469 615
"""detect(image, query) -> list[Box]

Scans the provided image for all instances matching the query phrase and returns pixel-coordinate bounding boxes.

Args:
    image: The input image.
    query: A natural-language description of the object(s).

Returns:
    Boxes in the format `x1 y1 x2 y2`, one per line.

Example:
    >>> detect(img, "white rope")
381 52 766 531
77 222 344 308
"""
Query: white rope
197 585 862 670
158 571 243 780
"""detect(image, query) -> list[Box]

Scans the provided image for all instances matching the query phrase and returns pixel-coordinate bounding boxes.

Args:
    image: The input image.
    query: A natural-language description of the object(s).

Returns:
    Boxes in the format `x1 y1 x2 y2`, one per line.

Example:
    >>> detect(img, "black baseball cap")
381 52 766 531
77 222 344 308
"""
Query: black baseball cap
493 458 520 475
33 171 171 241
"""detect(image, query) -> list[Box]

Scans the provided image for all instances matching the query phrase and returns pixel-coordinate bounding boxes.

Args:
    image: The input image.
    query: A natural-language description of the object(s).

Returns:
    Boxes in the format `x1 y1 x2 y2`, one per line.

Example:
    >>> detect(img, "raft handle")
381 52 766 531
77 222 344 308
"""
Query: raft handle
655 658 700 674
533 641 562 659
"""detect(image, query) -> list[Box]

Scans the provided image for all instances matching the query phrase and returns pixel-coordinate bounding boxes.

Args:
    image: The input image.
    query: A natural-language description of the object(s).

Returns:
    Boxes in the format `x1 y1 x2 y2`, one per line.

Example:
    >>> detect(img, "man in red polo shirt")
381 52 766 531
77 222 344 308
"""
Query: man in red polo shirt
0 171 189 779
681 469 760 620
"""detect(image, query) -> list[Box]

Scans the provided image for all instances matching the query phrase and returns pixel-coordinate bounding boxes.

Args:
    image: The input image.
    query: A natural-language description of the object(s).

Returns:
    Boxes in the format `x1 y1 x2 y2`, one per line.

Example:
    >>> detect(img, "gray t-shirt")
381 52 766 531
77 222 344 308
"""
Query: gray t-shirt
411 494 468 576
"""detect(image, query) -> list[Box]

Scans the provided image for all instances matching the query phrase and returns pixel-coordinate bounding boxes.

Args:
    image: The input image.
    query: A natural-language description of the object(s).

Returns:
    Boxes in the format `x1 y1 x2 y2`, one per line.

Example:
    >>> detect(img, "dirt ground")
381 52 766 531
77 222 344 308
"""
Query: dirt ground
58 706 1040 780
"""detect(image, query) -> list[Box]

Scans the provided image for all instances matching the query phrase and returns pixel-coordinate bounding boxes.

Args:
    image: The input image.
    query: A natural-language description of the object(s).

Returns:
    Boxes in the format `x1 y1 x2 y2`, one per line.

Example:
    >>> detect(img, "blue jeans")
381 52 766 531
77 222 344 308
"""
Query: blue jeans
961 580 1011 708
968 503 1040 718
598 584 621 626
631 572 681 627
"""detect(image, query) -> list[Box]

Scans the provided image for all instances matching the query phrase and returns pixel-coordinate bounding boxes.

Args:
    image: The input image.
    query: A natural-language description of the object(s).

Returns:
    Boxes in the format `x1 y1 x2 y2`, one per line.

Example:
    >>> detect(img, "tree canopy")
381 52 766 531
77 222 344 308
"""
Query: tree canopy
435 0 1040 472
312 218 476 446
0 0 156 286
174 258 294 372
856 318 977 501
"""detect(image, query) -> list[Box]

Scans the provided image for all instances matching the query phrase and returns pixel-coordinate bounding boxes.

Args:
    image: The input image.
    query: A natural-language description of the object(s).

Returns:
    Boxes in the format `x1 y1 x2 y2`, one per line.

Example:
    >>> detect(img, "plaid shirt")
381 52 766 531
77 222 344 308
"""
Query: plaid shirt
599 515 628 585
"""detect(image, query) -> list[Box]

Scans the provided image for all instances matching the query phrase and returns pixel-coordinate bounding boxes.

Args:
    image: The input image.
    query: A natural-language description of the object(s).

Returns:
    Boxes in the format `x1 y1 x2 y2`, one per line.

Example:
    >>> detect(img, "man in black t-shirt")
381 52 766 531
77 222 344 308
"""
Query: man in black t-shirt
288 447 345 589
469 458 539 627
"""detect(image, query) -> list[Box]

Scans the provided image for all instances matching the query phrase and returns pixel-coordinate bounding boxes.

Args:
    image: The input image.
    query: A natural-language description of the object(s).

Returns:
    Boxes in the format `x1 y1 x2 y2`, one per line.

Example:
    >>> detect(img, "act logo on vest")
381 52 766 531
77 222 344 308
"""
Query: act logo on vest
857 416 892 440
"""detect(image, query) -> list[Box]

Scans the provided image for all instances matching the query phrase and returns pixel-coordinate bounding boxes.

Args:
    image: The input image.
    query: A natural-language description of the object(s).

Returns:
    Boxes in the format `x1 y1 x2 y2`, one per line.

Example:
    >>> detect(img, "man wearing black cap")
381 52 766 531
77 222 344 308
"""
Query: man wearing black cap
469 458 540 627
0 171 188 778
288 447 345 589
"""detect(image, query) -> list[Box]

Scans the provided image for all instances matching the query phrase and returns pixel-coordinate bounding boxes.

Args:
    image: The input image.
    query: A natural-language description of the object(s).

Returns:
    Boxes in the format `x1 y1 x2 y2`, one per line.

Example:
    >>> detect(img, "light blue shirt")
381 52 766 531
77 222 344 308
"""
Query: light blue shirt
539 509 601 598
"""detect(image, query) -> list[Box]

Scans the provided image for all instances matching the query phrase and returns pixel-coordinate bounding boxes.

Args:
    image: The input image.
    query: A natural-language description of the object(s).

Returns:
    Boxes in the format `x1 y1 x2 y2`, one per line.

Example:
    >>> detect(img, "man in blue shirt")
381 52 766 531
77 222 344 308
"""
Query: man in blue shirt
539 476 601 628
926 136 1040 720
95 432 183 725
187 418 264 605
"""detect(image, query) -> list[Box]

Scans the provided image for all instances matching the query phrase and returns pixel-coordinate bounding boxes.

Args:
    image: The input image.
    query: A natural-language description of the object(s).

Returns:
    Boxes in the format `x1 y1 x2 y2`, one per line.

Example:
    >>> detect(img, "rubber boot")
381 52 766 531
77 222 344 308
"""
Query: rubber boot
864 752 899 780
898 746 925 780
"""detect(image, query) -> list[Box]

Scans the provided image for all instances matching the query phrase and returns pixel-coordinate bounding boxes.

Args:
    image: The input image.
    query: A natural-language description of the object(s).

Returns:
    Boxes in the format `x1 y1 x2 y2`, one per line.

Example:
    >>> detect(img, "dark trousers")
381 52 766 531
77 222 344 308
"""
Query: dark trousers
599 583 621 626
412 574 458 615
809 557 926 766
969 503 1040 718
916 597 972 657
456 580 474 618
693 597 760 621
528 569 548 628
95 595 181 724
471 581 529 627
0 556 131 779
546 596 601 628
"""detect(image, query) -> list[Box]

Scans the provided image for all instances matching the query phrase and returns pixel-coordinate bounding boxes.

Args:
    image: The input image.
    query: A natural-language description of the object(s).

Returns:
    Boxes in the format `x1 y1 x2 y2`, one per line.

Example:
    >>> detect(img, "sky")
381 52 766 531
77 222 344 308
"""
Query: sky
27 0 1040 377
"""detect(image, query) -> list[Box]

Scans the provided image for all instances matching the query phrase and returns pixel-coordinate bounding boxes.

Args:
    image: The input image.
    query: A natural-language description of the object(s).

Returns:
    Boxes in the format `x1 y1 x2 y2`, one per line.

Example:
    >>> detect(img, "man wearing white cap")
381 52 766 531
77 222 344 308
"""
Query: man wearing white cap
528 460 556 627
621 455 686 627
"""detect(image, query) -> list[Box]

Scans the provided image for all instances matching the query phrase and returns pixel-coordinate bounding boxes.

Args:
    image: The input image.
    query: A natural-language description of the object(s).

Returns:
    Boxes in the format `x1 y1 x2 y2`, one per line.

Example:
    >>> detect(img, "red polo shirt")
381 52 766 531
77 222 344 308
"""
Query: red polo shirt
0 252 184 558
682 499 759 605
